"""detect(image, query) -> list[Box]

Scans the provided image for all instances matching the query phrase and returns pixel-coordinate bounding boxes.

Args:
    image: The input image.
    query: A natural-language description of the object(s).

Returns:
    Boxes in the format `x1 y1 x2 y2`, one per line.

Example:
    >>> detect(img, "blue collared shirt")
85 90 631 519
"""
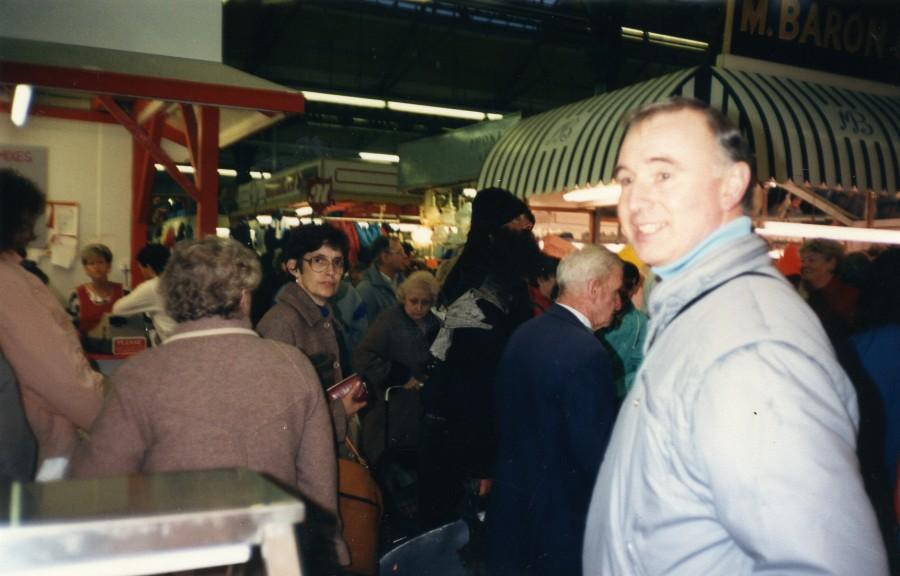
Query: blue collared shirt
653 216 752 281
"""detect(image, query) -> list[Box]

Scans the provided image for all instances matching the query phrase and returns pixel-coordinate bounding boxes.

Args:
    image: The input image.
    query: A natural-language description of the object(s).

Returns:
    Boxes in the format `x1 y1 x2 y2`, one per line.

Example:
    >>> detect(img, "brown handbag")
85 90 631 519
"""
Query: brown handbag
339 437 383 576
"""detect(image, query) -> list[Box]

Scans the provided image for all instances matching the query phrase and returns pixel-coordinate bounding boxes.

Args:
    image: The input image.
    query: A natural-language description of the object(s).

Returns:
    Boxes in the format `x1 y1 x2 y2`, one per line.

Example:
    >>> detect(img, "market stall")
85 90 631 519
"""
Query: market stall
476 62 900 244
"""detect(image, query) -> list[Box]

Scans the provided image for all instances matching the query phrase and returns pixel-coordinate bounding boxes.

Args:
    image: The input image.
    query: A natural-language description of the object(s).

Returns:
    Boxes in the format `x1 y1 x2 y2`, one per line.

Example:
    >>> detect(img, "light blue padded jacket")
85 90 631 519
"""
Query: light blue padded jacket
583 232 887 575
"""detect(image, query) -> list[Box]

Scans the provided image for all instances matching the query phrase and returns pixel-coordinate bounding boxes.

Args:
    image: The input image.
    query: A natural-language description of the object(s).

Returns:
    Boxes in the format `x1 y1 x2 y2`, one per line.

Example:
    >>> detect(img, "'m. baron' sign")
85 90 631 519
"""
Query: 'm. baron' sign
730 0 899 84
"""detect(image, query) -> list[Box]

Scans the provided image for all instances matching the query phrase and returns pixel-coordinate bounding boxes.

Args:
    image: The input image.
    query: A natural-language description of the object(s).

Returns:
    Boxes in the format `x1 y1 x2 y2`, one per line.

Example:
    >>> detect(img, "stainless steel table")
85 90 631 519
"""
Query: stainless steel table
0 468 306 576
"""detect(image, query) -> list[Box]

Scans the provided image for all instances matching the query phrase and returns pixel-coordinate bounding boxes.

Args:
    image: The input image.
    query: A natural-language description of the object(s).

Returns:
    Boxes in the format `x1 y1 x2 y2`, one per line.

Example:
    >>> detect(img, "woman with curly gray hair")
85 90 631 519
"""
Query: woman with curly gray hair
71 236 349 566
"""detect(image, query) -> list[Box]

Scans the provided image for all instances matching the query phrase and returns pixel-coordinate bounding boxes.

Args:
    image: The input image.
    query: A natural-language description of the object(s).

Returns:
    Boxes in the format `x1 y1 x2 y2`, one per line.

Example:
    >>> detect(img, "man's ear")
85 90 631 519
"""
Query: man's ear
586 277 602 298
720 161 751 212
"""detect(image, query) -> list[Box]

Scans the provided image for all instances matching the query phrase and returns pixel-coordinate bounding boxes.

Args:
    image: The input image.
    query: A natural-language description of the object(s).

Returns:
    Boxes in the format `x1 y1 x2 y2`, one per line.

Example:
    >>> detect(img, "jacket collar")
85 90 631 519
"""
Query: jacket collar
646 233 779 346
363 264 395 291
551 302 593 331
170 316 252 337
275 281 338 329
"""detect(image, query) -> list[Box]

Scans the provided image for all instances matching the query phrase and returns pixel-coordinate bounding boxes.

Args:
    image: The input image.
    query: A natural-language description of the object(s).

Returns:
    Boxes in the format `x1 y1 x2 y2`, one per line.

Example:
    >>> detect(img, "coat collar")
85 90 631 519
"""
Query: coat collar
275 281 339 329
646 233 780 347
363 264 395 291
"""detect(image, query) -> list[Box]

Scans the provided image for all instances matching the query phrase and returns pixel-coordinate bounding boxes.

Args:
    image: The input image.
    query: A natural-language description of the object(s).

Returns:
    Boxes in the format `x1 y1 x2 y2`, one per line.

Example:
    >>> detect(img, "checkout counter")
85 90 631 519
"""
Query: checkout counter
0 468 306 575
84 314 151 377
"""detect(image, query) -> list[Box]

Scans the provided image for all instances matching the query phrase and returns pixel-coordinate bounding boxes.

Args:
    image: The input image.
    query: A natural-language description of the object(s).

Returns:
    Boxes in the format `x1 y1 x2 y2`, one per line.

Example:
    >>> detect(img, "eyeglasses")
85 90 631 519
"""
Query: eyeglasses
303 255 345 273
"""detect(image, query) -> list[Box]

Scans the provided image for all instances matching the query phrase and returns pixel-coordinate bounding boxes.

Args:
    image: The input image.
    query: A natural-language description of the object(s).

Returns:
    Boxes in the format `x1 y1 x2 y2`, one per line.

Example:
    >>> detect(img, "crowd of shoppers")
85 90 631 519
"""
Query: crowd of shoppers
0 96 895 575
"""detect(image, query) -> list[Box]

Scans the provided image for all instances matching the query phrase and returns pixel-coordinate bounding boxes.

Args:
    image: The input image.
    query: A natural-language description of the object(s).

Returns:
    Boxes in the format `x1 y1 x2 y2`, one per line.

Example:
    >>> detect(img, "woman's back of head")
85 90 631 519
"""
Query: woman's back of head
162 237 261 323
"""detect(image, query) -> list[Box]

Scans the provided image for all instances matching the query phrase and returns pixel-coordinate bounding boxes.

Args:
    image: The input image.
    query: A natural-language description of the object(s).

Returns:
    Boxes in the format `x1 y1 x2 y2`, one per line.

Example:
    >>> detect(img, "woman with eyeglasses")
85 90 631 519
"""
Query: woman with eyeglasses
353 271 440 463
257 224 368 442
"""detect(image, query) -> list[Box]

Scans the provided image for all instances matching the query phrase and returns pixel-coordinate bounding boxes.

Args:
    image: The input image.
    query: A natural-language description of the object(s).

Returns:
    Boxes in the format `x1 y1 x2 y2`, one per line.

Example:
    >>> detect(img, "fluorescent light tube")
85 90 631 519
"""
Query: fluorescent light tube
486 113 504 121
462 188 478 198
563 184 622 206
10 84 32 127
295 206 314 217
302 91 386 109
647 31 708 49
359 152 400 163
387 101 486 121
256 214 273 225
756 221 900 245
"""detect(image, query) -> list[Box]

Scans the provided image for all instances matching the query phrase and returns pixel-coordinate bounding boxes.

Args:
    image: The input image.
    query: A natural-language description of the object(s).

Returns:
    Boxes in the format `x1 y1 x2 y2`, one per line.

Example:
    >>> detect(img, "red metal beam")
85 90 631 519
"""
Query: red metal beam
130 142 149 288
195 106 220 237
0 60 304 113
97 95 200 200
161 123 188 147
179 103 200 169
130 114 163 287
0 101 117 124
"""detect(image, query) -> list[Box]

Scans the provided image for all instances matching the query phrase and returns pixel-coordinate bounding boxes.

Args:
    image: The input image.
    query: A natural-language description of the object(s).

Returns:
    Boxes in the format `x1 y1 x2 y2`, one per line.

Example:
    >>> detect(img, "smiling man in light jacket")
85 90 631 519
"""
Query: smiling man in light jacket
582 98 887 575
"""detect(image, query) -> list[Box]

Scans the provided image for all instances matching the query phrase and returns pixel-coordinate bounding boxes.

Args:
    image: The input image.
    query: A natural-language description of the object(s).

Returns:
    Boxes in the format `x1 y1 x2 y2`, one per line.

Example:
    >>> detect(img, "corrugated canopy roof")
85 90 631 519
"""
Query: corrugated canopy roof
478 66 900 199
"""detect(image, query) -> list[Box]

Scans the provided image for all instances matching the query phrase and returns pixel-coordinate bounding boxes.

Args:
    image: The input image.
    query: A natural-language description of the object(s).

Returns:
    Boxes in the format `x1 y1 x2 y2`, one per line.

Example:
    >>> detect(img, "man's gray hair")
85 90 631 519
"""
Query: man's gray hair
556 245 622 298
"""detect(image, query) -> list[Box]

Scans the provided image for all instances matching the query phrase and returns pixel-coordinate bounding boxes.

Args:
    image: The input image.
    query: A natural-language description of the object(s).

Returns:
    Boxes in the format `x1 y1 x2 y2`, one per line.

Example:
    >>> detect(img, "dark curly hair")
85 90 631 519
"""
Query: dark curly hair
282 224 349 269
0 169 46 252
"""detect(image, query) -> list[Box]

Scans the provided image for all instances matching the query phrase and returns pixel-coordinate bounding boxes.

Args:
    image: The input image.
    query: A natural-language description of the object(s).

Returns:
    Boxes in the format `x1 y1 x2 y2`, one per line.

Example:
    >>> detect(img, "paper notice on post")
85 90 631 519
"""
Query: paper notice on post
52 204 79 236
50 235 78 269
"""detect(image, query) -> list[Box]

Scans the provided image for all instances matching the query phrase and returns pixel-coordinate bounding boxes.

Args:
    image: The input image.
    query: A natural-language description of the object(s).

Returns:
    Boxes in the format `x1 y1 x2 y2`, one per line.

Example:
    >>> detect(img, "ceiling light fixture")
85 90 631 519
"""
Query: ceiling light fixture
11 84 33 127
387 101 486 121
756 221 900 245
462 187 478 198
563 184 622 206
359 152 400 164
301 91 386 109
153 163 240 177
648 31 708 50
298 90 501 121
295 205 314 217
620 26 707 51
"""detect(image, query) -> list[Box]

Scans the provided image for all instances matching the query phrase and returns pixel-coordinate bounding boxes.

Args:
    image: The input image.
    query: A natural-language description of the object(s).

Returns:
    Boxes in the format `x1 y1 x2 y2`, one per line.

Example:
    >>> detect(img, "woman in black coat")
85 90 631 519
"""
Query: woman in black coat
353 271 440 463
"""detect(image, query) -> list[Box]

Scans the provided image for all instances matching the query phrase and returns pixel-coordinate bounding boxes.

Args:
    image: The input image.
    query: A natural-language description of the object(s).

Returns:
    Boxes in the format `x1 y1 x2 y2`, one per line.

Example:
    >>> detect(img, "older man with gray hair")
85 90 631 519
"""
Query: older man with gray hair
487 244 622 576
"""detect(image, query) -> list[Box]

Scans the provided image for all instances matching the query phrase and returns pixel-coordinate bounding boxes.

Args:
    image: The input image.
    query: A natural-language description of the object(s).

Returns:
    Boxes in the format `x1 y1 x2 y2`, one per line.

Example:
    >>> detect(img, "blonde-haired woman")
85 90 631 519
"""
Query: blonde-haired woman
67 243 125 339
353 270 440 463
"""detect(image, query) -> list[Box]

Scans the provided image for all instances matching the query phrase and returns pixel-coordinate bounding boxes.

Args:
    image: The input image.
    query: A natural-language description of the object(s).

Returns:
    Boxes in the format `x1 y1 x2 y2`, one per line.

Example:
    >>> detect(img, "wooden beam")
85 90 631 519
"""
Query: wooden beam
779 181 855 226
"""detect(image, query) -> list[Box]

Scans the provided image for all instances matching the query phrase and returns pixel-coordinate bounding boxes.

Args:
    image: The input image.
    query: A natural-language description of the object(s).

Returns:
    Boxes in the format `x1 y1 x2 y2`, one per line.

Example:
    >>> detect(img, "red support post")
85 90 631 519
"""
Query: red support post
195 105 220 237
180 103 200 169
130 113 164 287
